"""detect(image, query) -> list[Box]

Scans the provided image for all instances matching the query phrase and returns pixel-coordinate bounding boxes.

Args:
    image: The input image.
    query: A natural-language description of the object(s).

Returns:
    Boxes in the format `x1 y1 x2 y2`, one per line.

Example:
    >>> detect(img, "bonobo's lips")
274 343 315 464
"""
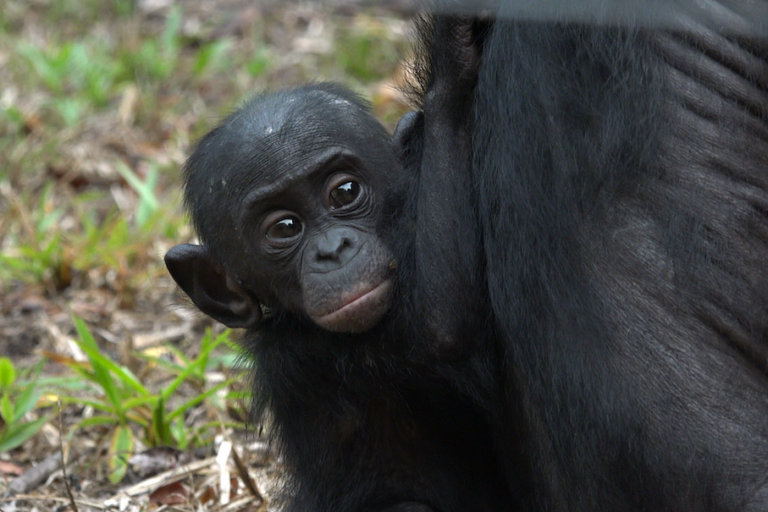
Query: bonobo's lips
310 279 394 333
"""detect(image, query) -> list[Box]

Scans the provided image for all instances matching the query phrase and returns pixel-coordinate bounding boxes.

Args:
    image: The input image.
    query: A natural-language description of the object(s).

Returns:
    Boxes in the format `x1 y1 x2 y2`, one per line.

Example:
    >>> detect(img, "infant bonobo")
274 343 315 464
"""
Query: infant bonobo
166 17 509 512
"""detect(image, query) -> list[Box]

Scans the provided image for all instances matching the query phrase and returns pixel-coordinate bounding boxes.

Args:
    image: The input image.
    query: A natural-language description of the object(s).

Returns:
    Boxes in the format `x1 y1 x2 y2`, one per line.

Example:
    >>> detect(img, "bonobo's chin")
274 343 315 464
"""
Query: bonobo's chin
308 279 394 333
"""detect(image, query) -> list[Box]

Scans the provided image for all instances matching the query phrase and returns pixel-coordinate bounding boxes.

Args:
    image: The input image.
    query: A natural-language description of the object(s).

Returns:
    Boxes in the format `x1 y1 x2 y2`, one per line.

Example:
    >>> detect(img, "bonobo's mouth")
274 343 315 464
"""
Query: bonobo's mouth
310 279 393 333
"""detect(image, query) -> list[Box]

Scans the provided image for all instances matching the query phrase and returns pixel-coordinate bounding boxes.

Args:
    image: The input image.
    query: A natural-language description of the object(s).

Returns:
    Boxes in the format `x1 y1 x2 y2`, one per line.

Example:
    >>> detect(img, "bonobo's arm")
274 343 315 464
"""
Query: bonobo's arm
410 17 486 346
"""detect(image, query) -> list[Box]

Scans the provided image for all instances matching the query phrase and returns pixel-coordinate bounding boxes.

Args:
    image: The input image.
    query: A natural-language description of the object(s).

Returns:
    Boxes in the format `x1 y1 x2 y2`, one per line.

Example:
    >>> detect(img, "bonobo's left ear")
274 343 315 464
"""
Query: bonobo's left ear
392 110 423 155
165 244 262 329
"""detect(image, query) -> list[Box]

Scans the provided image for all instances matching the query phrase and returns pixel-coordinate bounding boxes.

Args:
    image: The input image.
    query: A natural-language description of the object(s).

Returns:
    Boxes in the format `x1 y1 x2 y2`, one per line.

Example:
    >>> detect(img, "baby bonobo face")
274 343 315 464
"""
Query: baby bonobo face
166 84 418 333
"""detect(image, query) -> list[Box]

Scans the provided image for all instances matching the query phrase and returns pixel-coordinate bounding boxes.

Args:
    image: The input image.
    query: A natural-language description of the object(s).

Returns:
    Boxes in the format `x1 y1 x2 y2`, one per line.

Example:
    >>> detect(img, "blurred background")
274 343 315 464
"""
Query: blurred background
0 0 416 508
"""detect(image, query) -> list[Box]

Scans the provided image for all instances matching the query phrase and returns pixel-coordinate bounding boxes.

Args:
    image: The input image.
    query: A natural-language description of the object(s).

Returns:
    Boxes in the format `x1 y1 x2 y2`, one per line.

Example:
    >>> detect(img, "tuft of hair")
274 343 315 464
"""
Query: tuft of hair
401 13 435 108
402 9 493 109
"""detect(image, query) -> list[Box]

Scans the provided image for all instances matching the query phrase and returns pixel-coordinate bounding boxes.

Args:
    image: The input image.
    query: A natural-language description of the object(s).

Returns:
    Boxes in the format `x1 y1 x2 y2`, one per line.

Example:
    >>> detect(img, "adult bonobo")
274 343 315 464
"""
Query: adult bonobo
473 3 768 512
166 16 509 512
167 2 768 512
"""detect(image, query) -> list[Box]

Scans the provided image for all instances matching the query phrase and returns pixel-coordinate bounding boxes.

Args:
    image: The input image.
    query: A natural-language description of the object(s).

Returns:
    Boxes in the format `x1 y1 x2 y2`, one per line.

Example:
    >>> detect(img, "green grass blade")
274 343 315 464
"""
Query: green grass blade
108 425 134 483
13 360 44 419
114 161 159 212
152 396 172 445
72 317 148 396
122 395 157 410
167 379 233 421
72 317 125 419
0 415 49 452
0 394 14 425
0 358 16 389
13 385 43 420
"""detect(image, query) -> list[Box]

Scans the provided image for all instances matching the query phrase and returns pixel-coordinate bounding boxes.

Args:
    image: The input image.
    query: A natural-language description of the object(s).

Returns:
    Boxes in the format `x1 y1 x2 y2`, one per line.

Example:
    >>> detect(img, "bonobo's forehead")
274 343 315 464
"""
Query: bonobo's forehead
184 83 389 203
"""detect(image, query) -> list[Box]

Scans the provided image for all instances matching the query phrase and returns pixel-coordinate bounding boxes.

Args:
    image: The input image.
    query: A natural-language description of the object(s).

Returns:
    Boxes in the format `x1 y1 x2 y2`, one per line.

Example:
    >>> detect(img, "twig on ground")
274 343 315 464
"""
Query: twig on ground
107 456 217 499
231 445 263 503
4 453 62 497
58 397 79 512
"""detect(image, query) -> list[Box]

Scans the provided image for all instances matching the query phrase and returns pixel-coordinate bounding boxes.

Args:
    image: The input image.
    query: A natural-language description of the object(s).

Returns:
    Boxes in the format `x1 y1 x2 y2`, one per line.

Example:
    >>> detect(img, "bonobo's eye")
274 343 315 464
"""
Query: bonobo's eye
263 210 303 244
268 217 302 239
330 182 360 209
326 174 363 211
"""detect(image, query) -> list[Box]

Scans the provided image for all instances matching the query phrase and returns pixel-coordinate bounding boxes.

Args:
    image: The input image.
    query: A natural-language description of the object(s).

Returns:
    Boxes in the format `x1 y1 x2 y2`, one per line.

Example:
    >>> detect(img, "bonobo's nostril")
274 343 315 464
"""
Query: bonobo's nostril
315 232 355 261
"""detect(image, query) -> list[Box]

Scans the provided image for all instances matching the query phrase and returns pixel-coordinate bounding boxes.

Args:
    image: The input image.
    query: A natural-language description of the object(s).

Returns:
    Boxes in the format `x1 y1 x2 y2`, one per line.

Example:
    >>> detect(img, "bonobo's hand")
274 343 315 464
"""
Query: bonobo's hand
424 16 488 123
380 503 434 512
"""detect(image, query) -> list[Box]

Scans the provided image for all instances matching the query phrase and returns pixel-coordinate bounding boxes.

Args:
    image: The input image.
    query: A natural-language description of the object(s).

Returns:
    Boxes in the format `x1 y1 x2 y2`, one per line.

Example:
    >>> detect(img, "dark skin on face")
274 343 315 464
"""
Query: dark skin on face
166 87 408 334
238 146 396 333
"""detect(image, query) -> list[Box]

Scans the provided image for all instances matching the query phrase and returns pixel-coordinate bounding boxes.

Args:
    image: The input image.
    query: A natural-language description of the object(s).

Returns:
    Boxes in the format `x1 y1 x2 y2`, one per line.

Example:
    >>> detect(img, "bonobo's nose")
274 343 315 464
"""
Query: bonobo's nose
309 227 361 270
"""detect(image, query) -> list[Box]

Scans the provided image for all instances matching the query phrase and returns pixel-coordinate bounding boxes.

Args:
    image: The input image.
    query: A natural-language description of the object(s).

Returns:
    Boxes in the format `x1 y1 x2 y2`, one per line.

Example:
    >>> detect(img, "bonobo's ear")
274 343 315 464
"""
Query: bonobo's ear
165 244 262 329
392 110 423 154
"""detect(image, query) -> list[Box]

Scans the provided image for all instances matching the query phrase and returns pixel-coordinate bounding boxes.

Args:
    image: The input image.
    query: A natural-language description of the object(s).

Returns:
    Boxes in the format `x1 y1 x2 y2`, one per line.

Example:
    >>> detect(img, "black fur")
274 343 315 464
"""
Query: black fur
475 10 768 512
167 4 768 511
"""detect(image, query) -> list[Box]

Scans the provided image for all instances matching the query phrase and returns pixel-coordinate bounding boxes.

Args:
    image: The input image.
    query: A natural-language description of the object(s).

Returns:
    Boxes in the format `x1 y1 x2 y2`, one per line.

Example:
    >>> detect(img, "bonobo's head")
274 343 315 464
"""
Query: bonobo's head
165 83 421 333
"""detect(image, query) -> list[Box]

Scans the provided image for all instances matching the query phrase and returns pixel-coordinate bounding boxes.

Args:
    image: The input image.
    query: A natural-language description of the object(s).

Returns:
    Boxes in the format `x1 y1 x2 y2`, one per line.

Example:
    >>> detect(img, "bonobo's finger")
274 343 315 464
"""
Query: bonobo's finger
431 14 491 90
